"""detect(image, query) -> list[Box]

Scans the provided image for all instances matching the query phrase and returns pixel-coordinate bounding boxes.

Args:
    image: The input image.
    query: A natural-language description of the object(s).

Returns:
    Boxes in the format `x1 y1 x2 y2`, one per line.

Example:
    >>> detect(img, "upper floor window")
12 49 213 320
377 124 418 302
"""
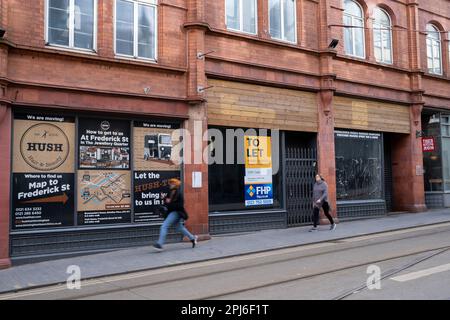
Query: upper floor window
115 0 157 61
226 0 257 34
343 0 365 58
46 0 97 51
269 0 297 43
426 24 442 75
373 8 392 64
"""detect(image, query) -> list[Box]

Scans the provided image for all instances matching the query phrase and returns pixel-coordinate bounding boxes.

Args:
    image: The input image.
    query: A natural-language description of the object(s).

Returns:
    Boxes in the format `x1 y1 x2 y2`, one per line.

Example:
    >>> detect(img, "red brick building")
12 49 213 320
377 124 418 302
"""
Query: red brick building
0 0 449 268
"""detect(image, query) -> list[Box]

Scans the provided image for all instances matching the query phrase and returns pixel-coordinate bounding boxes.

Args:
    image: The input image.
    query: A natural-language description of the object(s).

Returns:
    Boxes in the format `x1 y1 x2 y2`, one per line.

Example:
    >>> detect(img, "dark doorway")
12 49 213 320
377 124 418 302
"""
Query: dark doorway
285 132 317 227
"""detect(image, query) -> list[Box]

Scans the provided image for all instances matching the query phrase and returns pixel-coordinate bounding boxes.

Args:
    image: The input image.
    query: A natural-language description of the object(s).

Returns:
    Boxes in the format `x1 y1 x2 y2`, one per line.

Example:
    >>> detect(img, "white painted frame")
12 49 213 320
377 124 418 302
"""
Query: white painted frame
373 7 393 65
268 0 298 44
343 0 365 59
45 0 98 52
114 0 158 62
225 0 258 36
426 24 443 75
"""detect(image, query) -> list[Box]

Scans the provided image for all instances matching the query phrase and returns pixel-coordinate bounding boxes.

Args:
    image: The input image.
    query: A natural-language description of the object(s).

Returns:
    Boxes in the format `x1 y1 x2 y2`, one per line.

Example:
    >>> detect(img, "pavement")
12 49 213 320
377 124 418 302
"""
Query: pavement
0 209 449 294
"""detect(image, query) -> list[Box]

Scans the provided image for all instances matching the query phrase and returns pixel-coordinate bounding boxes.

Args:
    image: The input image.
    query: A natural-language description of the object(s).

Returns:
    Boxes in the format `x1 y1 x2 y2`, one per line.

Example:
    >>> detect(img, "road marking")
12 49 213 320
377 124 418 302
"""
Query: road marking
391 263 450 282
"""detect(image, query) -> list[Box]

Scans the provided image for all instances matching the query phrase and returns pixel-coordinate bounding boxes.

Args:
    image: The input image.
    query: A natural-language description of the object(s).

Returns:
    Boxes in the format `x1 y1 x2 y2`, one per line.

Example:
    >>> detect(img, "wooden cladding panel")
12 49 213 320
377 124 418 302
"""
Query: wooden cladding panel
207 80 318 132
334 97 411 134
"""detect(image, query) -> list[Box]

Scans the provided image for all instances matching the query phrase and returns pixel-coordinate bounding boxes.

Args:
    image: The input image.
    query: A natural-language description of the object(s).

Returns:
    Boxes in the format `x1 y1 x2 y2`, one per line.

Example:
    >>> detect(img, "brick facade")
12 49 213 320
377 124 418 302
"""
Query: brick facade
0 0 449 267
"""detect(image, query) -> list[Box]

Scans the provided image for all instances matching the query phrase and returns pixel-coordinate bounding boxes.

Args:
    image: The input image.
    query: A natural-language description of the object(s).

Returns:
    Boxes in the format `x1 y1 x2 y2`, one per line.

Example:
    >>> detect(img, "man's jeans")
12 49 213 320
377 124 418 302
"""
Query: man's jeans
157 211 195 246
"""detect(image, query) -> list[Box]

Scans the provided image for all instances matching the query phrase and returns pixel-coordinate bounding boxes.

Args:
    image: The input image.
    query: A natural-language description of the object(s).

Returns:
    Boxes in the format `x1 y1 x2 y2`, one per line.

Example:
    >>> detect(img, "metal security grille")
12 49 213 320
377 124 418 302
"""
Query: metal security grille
384 139 393 212
286 147 316 227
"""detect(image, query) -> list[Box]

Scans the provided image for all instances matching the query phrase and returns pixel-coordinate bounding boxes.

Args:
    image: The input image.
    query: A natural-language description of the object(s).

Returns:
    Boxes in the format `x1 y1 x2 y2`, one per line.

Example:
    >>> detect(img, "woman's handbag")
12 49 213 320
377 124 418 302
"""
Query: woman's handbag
178 208 189 220
155 205 169 220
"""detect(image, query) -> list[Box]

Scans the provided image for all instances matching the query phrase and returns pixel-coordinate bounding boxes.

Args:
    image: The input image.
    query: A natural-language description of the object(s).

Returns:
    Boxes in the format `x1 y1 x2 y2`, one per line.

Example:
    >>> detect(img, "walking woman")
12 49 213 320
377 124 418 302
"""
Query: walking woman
153 178 198 251
310 174 336 232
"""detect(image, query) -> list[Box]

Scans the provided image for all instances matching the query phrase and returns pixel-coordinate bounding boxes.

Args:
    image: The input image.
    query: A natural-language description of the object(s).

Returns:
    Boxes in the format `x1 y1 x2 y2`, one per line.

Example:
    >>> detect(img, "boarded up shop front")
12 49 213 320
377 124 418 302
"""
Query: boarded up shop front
206 79 319 233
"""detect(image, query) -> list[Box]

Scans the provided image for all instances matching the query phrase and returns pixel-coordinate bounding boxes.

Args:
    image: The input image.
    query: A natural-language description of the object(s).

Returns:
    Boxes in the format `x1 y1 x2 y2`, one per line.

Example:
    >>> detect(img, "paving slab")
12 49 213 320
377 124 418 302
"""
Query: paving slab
0 209 449 294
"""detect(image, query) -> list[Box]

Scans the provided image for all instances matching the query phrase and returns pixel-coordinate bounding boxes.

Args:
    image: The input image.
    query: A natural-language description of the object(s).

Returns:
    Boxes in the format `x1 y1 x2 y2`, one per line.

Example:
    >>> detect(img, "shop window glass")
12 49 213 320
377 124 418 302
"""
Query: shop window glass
422 113 443 192
208 127 282 212
11 111 181 230
335 130 383 201
442 115 450 191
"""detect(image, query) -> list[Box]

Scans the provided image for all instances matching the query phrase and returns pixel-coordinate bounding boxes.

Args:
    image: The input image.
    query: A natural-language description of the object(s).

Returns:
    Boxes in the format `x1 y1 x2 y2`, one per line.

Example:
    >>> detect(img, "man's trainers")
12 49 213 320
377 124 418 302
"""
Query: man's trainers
330 223 337 231
153 243 163 252
309 227 318 232
191 235 198 248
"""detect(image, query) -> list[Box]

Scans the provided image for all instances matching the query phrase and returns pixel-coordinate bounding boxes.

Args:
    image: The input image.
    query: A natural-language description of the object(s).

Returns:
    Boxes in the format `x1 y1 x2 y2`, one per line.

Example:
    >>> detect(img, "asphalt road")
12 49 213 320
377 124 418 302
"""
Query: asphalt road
2 222 450 300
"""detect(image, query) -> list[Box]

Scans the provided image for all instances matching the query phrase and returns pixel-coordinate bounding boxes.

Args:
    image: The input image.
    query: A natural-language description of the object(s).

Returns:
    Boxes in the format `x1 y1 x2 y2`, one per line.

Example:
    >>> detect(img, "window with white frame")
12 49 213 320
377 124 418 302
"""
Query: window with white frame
426 24 442 75
46 0 96 50
226 0 257 34
269 0 297 43
343 0 365 58
373 8 392 64
115 0 157 60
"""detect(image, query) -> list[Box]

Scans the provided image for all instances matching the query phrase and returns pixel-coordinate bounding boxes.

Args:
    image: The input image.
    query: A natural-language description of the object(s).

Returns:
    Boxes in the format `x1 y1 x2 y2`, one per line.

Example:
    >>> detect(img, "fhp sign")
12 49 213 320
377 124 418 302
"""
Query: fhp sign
422 137 436 152
245 184 274 206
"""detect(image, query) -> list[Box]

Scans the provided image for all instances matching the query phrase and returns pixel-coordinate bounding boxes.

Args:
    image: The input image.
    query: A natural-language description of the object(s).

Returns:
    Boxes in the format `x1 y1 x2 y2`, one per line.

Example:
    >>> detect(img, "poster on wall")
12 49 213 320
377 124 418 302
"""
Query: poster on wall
244 136 273 207
76 170 132 225
12 173 74 229
133 122 181 223
12 114 75 229
78 118 131 169
422 137 436 152
334 130 381 140
133 171 181 222
77 118 132 225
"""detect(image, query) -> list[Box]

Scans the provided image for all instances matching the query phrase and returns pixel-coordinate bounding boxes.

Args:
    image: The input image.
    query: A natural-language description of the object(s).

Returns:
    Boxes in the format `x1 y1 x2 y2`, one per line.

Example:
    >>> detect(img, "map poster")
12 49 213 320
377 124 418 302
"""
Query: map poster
78 118 131 170
12 173 74 229
77 170 132 225
133 121 181 171
133 171 180 223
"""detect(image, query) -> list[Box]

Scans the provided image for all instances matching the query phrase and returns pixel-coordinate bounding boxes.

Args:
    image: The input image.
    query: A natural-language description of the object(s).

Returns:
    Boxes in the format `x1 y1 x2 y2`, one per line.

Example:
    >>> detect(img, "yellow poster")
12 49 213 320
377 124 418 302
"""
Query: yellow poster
245 136 272 169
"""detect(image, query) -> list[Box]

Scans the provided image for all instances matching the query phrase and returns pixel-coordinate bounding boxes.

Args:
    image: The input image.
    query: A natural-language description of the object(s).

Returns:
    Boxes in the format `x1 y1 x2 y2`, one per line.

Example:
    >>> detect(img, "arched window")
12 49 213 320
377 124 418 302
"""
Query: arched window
373 8 392 64
343 0 365 58
426 24 442 75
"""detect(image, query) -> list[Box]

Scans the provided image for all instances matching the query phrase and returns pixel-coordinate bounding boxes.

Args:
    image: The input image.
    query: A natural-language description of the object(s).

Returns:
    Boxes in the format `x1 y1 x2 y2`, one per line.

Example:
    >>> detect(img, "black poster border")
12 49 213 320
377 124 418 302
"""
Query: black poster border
10 110 183 233
76 117 132 226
